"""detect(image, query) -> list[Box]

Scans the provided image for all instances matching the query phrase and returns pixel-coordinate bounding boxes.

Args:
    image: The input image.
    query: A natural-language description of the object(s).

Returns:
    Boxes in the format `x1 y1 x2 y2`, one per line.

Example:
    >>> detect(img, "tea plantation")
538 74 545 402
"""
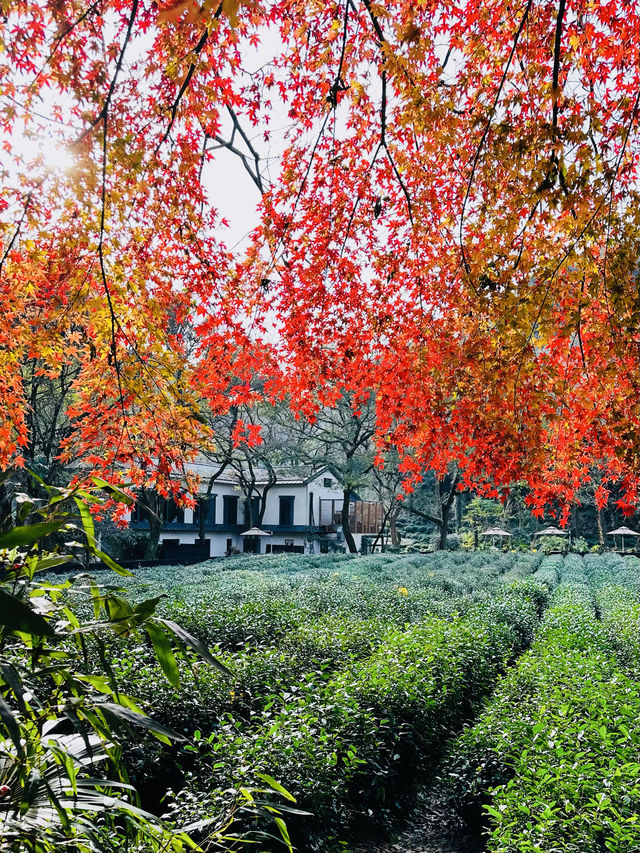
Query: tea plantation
55 550 640 852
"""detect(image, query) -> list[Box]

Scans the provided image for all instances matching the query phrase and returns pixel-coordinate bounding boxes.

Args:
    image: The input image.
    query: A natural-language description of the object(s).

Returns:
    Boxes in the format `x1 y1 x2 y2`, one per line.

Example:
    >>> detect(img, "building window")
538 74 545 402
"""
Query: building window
223 495 238 525
131 501 147 526
194 496 216 527
163 499 184 526
323 477 333 487
247 495 260 526
320 499 342 528
279 496 295 527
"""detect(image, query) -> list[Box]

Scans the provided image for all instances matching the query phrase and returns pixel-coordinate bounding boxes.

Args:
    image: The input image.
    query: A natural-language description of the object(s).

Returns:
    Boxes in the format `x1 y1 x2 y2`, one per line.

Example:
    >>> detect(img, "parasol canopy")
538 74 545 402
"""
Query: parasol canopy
607 526 640 537
240 527 273 537
535 526 569 536
480 527 512 537
607 526 639 552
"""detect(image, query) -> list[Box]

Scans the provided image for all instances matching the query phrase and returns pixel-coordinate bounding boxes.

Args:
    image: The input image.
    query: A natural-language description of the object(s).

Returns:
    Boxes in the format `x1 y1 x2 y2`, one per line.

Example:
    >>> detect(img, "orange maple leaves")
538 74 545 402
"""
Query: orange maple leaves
0 0 638 519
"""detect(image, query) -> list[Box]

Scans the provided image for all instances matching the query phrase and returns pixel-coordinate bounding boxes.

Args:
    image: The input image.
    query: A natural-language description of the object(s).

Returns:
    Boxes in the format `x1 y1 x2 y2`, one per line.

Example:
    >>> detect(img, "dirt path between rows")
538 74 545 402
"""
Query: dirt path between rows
352 778 483 853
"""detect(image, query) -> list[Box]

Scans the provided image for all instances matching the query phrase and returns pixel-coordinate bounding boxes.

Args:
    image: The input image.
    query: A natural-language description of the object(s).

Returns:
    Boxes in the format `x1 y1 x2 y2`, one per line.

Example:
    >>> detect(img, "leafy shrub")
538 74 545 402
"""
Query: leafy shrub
448 585 640 853
0 482 227 852
169 587 542 849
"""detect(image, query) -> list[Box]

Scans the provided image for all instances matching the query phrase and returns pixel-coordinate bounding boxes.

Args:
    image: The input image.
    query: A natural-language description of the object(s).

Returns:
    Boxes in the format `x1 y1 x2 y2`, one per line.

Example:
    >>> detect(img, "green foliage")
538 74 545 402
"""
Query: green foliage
537 535 569 554
0 481 296 853
157 584 543 848
37 549 639 853
448 570 640 853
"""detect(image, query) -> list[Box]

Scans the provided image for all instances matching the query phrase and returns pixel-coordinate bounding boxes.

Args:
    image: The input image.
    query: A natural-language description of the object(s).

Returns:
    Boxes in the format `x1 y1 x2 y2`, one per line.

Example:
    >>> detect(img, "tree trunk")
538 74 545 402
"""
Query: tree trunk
390 517 400 547
144 514 162 559
434 473 458 550
0 481 12 533
597 506 604 545
341 488 357 553
434 479 446 550
438 499 450 550
198 462 229 544
199 499 206 544
138 489 163 559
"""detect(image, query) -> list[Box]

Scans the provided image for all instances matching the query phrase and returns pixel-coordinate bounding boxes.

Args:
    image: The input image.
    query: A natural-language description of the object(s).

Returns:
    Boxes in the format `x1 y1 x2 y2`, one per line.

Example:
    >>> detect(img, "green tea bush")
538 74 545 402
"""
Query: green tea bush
584 552 639 594
597 584 640 677
43 552 550 850
449 584 640 853
531 554 562 588
168 585 543 849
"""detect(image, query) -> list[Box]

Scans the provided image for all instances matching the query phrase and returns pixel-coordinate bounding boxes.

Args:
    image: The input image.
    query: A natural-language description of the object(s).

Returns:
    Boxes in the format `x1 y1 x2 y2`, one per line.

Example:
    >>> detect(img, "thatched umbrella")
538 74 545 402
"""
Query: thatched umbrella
607 526 640 552
240 527 272 537
240 527 272 555
480 527 512 548
535 526 569 537
534 526 570 551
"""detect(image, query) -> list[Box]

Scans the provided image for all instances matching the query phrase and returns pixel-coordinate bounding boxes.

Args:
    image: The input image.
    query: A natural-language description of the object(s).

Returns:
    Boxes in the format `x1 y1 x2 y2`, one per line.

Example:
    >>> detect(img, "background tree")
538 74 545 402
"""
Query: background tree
400 467 461 551
280 392 377 553
0 0 638 523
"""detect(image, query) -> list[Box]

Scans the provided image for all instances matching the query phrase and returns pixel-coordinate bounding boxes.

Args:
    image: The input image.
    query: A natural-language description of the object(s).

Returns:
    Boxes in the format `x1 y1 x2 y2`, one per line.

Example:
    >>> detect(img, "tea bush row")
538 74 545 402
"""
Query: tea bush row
449 584 640 853
597 584 640 677
92 556 517 655
166 582 546 850
584 553 639 594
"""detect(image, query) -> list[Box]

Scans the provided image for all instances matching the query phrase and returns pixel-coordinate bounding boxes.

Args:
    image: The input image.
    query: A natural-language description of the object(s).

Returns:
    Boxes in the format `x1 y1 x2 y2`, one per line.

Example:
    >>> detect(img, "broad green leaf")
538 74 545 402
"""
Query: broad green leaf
0 663 27 713
0 520 66 550
0 692 23 754
96 702 185 745
88 546 132 576
73 497 96 547
134 595 166 621
91 477 134 506
30 555 69 573
0 588 56 636
15 494 36 524
103 594 134 622
145 622 180 689
157 617 232 677
255 773 297 802
274 816 293 853
75 674 112 693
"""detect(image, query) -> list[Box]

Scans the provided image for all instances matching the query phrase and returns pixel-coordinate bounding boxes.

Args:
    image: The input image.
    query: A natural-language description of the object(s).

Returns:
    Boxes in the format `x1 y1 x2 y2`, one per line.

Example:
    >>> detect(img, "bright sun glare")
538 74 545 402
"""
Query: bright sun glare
40 141 76 174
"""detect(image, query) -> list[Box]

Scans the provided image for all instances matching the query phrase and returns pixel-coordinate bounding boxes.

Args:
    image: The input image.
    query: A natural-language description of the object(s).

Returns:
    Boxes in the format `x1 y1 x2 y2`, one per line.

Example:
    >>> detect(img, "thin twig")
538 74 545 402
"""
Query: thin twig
459 0 534 276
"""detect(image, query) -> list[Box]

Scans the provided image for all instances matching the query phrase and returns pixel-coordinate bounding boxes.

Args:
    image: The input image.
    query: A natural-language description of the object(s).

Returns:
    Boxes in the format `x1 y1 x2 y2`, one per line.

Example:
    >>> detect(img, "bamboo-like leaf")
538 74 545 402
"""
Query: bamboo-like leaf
255 773 297 802
30 555 69 573
274 816 293 853
0 663 27 713
73 497 95 547
134 595 166 621
0 692 23 754
0 589 55 636
90 477 134 506
87 546 132 576
157 617 232 677
145 622 180 688
95 702 185 744
0 521 66 550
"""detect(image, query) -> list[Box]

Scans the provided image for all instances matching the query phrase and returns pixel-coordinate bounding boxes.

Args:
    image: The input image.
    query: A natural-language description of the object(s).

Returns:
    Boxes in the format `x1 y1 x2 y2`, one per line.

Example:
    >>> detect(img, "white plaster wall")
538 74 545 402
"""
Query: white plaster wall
260 483 309 526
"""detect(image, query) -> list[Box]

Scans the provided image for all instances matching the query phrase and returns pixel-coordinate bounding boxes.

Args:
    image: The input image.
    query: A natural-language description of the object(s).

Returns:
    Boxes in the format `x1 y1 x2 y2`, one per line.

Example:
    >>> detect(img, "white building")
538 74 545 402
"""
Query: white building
129 463 385 559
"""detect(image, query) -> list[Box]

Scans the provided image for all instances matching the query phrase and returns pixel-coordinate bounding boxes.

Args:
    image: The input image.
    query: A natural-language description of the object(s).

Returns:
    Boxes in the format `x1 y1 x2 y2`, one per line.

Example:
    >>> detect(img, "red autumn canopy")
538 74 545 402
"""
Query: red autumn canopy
0 0 638 518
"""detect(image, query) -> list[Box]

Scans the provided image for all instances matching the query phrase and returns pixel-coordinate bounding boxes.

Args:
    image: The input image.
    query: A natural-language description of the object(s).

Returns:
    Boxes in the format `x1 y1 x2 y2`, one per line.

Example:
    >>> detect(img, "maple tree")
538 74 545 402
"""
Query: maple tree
0 0 638 519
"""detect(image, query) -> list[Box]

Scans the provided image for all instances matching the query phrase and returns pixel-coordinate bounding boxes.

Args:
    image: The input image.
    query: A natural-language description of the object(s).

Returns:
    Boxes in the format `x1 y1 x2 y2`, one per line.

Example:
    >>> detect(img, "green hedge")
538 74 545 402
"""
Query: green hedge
449 585 640 853
166 584 544 849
